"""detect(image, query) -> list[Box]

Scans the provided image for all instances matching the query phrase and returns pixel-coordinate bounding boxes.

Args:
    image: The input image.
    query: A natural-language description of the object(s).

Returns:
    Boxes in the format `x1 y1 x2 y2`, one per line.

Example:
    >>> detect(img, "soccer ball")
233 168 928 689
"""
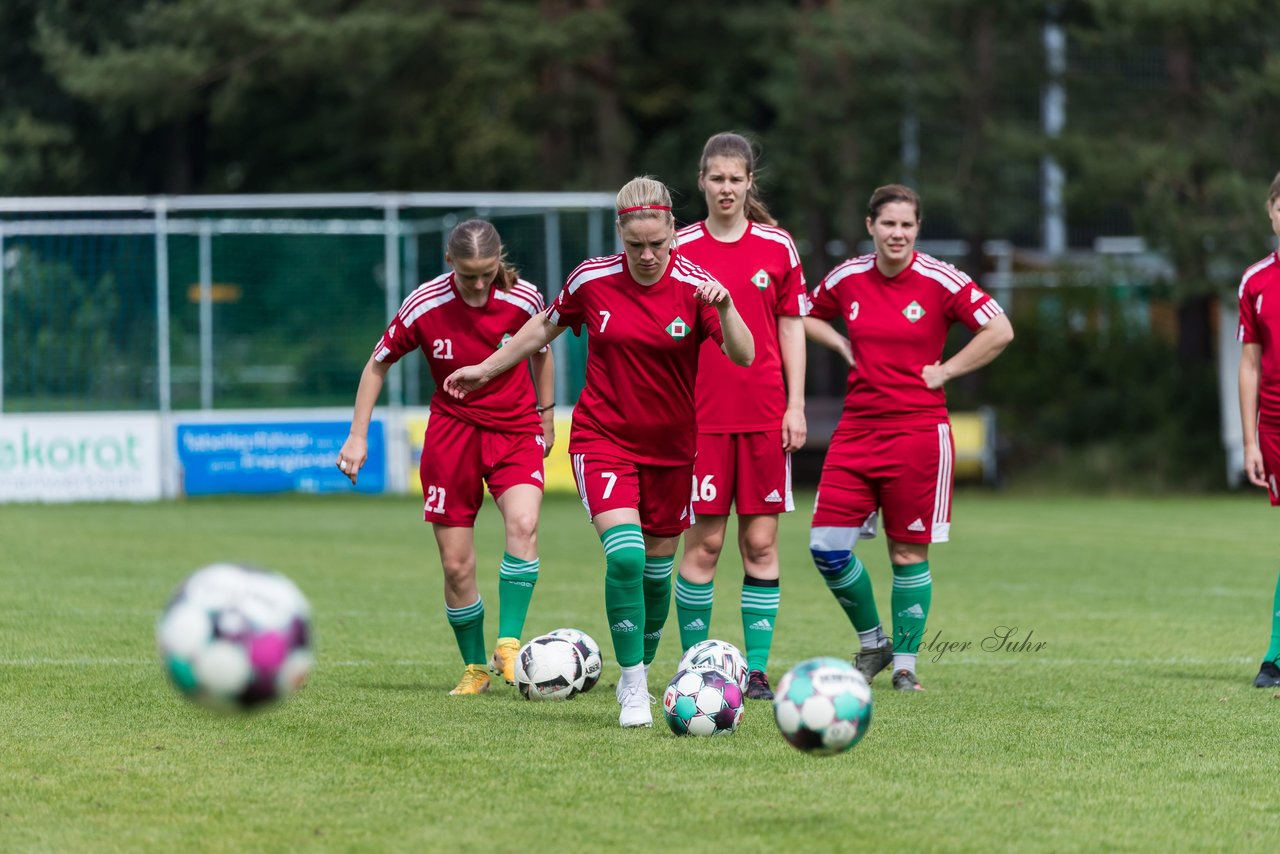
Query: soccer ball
547 627 602 693
678 639 748 691
663 668 744 736
515 635 584 700
772 657 872 755
156 563 314 712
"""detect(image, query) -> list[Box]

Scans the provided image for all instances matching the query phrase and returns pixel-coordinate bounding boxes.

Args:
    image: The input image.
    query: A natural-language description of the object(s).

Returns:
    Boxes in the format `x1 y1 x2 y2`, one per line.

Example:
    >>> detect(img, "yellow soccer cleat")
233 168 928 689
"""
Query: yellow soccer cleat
449 664 491 695
489 637 521 685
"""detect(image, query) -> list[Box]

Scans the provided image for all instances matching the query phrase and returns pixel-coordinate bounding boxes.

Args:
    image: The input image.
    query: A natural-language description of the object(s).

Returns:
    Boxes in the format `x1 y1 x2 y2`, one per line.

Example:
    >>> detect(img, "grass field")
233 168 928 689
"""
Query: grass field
2 491 1278 852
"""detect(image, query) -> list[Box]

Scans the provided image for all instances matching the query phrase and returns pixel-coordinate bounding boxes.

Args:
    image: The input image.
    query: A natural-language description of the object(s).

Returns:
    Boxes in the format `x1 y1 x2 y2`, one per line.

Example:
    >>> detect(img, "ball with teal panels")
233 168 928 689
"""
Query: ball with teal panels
772 657 872 755
156 563 314 712
662 667 744 736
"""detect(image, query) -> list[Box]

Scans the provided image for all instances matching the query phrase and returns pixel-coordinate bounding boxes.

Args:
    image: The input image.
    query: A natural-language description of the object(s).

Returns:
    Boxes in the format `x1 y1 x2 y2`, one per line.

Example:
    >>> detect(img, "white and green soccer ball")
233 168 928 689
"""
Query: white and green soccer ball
156 563 314 712
772 657 872 755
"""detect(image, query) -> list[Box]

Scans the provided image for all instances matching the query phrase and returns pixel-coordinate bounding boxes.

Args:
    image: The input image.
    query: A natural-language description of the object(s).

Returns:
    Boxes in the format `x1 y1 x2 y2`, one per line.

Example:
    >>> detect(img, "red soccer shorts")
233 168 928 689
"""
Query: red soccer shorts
571 452 693 538
810 422 955 544
692 430 793 515
1259 425 1280 506
419 410 545 527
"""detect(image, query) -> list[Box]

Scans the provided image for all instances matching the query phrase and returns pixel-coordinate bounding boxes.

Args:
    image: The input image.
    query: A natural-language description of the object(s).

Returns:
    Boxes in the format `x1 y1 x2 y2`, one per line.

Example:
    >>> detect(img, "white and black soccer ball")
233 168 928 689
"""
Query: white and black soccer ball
547 627 602 693
156 563 314 712
678 639 748 691
773 657 872 755
515 635 584 700
663 667 744 736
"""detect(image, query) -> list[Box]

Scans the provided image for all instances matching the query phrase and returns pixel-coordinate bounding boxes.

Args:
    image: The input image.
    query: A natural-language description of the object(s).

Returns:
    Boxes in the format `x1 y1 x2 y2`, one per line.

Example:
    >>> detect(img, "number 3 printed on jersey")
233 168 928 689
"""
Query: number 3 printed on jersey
848 301 860 322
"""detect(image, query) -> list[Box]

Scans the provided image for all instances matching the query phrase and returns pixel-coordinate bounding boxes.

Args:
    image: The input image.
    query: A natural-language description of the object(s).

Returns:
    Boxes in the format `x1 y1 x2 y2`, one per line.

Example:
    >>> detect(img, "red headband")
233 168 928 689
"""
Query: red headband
616 204 671 216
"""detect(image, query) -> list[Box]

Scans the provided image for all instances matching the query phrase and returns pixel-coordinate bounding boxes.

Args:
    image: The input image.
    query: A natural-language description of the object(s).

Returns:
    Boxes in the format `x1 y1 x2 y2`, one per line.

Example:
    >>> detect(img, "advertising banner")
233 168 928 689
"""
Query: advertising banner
0 413 162 502
177 420 385 496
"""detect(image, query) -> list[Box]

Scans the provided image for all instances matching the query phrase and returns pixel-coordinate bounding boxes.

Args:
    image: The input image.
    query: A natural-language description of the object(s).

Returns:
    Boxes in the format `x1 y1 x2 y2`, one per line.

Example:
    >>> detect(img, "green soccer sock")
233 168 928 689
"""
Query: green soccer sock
601 524 646 668
891 561 932 668
675 575 714 651
817 553 881 634
1265 570 1280 663
497 553 539 640
642 555 674 665
741 576 780 673
445 597 486 666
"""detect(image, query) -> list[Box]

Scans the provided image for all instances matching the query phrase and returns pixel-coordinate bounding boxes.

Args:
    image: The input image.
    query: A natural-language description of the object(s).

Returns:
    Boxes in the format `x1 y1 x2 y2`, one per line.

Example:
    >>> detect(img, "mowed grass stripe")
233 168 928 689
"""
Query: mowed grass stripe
2 492 1278 852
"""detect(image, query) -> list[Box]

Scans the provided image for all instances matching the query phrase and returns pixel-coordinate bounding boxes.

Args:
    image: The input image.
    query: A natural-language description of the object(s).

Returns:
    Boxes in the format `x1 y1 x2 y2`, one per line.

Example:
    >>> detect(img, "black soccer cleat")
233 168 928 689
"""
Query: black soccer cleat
1253 660 1280 688
854 642 893 683
745 669 774 700
891 668 925 692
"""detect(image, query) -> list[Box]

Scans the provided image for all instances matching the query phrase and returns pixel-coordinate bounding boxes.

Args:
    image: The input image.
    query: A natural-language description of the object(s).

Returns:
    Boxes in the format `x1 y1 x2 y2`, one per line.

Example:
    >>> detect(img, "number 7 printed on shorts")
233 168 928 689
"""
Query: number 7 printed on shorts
600 471 617 499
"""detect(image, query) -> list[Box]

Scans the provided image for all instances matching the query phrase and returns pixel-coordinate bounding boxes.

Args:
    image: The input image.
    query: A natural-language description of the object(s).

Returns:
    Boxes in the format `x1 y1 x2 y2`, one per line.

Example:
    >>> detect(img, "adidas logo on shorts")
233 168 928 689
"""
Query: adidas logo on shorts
907 518 926 532
764 489 783 503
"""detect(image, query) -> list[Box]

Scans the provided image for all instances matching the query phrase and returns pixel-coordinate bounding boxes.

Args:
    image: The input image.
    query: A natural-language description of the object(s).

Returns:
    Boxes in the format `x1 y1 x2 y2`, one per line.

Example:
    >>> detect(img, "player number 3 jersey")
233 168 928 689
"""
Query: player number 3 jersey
810 251 1005 429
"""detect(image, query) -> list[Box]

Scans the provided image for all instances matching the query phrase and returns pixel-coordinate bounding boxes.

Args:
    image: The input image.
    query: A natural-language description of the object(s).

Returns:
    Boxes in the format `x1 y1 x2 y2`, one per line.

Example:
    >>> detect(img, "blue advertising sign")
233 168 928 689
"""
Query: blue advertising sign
177 420 385 496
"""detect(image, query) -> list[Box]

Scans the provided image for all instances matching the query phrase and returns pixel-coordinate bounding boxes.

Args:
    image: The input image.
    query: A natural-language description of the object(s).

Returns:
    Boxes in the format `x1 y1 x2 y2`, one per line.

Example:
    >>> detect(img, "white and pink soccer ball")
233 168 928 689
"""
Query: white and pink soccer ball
156 563 314 712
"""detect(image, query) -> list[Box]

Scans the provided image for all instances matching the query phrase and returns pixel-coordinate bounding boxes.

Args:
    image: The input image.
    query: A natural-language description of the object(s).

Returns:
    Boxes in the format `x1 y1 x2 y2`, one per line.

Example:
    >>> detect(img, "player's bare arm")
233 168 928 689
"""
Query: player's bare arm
778 315 808 452
530 345 557 458
337 356 391 484
802 316 854 367
1239 342 1268 488
921 314 1014 390
702 284 754 367
444 313 564 399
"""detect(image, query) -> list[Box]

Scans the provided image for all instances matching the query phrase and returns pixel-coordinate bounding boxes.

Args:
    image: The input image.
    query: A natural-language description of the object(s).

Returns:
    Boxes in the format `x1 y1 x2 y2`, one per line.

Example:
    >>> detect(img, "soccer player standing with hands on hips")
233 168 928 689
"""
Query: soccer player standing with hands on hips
673 132 810 700
804 184 1013 692
1236 170 1280 689
336 219 555 696
445 177 755 727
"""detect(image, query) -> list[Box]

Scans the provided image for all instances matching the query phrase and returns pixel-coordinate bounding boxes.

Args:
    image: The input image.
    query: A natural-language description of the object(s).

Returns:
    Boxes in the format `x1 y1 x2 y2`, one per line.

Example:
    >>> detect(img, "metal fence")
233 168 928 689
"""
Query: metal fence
0 192 617 415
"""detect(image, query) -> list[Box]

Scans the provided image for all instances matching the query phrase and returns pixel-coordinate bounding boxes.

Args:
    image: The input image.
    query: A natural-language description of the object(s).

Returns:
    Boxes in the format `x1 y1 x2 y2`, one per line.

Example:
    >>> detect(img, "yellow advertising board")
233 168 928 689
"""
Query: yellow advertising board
405 412 578 495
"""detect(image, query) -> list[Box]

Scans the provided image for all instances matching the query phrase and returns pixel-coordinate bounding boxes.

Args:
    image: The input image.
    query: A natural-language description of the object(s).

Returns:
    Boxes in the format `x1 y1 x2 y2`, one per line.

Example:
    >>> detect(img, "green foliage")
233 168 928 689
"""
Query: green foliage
2 493 1278 849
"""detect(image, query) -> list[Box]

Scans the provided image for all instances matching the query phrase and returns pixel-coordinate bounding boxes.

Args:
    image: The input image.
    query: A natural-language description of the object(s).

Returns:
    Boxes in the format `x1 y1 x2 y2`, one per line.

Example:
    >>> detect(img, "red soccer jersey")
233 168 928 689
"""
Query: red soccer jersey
547 252 726 465
810 251 1005 430
373 272 544 432
677 221 810 432
1237 252 1280 429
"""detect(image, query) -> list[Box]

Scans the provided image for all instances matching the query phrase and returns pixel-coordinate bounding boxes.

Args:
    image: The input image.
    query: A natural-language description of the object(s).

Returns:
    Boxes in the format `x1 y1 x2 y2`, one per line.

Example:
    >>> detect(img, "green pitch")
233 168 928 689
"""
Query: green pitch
1 492 1276 851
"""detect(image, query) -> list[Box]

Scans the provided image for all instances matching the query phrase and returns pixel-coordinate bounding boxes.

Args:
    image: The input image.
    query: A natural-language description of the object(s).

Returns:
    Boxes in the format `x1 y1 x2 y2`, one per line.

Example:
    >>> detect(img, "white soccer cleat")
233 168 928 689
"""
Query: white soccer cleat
617 666 653 728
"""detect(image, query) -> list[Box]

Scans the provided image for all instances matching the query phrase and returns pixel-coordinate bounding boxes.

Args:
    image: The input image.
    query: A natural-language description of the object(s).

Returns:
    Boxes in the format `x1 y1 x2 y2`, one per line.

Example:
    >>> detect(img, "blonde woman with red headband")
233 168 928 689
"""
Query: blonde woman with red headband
445 176 755 727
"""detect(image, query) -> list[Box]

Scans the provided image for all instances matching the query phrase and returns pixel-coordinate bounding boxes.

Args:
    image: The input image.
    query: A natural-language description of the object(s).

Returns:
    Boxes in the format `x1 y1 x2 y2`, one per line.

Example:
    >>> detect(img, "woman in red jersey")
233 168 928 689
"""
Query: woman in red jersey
673 132 810 700
445 176 755 727
804 184 1013 692
1237 170 1280 689
336 219 555 697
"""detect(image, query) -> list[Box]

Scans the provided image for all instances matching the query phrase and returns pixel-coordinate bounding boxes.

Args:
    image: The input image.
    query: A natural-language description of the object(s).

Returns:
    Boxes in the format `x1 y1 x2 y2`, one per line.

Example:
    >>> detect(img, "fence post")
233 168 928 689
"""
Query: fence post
383 201 406 494
199 221 214 410
402 229 420 406
155 200 172 415
544 210 566 407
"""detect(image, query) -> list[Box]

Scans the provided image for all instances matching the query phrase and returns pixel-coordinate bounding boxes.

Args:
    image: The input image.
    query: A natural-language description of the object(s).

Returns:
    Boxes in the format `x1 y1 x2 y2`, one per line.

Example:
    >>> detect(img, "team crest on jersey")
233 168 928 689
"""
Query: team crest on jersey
499 333 513 347
903 301 926 323
751 269 771 290
666 317 690 339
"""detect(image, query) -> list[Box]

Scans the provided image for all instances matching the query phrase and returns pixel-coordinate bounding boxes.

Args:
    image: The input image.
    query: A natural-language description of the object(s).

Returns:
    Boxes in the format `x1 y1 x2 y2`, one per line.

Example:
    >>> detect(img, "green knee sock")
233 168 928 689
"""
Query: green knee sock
741 576 779 673
891 561 932 658
822 555 881 633
497 553 538 639
1265 570 1280 663
675 575 714 650
642 556 674 665
445 597 486 666
601 524 646 668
